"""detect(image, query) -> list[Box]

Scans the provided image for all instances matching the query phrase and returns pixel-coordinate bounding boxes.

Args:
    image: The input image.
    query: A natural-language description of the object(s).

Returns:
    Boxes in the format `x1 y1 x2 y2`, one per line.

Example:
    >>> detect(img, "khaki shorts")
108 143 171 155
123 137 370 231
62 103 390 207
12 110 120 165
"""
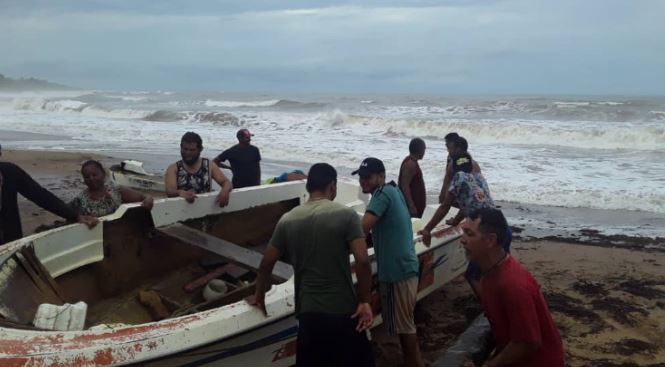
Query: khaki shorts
380 276 418 335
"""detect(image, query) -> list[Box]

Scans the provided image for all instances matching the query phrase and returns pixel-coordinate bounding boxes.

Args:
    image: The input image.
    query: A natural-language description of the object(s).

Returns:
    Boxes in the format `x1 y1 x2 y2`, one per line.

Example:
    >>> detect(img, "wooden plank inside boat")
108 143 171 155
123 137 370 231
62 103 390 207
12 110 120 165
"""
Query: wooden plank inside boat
157 223 293 282
0 244 64 325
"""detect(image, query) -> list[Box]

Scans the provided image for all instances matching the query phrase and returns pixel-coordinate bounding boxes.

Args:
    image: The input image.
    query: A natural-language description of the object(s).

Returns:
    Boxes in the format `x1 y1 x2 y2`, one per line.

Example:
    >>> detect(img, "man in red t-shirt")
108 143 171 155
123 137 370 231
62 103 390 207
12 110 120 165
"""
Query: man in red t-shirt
461 208 564 367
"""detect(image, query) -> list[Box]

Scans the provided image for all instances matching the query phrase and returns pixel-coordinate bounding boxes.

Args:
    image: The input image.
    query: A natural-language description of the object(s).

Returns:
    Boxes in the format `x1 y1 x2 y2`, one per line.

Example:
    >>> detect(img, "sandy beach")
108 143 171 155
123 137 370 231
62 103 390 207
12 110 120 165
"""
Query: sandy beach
2 148 664 366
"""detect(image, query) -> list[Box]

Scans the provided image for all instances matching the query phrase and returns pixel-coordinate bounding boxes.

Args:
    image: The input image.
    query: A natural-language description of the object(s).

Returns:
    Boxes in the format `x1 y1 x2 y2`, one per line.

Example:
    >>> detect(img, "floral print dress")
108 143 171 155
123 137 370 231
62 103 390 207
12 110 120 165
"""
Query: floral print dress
448 171 495 216
70 182 122 217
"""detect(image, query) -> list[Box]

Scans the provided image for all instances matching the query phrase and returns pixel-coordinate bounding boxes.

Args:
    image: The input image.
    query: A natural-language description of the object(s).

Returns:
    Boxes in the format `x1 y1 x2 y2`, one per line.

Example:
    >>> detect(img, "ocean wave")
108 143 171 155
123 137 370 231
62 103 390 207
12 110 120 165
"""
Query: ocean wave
334 116 665 151
143 110 187 122
492 184 665 214
204 98 326 109
81 106 153 119
73 93 124 104
649 111 665 121
205 99 281 108
375 99 662 123
190 112 239 125
143 110 240 124
379 100 531 118
12 97 240 124
13 98 88 112
553 101 591 107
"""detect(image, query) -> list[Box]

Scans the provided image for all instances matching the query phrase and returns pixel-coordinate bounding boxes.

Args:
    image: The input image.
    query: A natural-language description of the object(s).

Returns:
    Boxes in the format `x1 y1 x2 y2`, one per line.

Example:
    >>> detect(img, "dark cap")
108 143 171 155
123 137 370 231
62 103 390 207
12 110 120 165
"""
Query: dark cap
352 157 385 177
236 128 254 140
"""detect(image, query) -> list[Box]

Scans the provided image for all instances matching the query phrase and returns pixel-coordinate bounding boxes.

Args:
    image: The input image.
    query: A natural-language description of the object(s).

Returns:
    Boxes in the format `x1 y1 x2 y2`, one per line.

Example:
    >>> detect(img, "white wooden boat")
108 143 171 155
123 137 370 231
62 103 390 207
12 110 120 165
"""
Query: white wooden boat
0 178 467 366
109 160 165 192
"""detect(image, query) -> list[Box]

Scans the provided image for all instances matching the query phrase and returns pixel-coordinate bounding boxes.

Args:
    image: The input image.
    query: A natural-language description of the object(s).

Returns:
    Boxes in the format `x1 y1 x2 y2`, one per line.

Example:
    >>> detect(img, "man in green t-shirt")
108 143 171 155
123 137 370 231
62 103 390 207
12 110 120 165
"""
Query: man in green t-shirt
353 157 424 367
248 163 374 367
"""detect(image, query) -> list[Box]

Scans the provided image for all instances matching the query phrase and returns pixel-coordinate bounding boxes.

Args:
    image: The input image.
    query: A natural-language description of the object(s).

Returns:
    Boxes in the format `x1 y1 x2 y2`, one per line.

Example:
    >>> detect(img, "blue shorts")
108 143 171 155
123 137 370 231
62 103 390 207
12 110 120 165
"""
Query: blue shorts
465 227 512 281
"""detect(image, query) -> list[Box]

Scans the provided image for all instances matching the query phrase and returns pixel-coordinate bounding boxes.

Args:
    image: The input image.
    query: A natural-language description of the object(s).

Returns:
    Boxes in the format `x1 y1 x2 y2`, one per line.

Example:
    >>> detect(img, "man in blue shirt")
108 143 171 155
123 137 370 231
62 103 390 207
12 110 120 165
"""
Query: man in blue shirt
353 157 424 367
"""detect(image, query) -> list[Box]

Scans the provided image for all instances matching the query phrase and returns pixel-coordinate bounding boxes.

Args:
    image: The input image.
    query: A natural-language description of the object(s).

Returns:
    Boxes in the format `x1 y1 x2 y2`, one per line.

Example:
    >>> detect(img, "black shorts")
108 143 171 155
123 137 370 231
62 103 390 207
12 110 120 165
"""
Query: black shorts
296 312 375 367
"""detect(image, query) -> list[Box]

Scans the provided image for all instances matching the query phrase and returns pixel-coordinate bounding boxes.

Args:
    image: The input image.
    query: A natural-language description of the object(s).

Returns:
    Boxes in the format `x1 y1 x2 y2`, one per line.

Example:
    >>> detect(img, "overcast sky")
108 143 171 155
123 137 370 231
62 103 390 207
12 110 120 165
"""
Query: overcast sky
1 0 663 95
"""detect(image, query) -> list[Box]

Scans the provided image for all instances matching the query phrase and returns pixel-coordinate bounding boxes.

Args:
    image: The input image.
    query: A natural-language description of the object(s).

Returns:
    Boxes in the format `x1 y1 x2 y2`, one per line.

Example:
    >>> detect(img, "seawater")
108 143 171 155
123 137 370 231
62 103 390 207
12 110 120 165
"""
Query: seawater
1 91 664 217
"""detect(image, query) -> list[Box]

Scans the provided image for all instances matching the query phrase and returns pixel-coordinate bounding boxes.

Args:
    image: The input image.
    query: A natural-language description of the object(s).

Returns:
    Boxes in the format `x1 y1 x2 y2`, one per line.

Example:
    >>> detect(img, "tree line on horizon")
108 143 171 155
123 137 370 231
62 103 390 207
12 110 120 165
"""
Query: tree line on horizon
0 73 76 91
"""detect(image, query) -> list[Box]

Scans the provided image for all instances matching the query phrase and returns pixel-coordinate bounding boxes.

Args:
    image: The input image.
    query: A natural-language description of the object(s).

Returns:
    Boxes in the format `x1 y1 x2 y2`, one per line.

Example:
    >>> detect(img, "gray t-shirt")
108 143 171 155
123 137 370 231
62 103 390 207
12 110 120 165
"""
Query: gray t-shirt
271 199 364 316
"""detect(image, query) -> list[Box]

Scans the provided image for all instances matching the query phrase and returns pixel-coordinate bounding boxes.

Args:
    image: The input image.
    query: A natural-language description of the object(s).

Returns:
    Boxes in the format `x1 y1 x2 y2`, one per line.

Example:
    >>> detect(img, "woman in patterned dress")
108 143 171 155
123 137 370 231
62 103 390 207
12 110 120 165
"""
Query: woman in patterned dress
418 152 495 246
70 160 154 217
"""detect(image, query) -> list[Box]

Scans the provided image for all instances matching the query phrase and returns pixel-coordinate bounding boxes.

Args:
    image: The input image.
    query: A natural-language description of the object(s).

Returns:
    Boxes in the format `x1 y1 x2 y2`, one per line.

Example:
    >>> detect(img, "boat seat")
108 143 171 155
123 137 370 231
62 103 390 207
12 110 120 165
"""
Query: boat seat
157 223 293 282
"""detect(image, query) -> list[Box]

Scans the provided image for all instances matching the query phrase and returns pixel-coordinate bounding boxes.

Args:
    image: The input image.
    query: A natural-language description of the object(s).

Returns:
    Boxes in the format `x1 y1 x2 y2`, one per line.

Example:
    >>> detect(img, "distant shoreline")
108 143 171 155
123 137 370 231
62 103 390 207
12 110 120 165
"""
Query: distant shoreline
0 73 77 91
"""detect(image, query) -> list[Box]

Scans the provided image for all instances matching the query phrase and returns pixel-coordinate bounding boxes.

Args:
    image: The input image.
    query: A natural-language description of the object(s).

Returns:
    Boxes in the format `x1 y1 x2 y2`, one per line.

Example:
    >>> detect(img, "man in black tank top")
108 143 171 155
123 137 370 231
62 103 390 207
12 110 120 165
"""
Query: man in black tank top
165 132 233 206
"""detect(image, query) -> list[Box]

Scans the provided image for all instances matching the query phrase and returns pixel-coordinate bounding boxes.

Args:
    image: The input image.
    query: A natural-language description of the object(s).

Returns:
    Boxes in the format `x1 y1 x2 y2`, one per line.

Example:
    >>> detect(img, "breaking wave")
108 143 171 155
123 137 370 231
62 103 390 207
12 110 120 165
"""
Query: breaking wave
13 98 88 113
377 99 665 123
204 98 326 109
140 111 239 124
13 97 239 124
205 99 281 108
332 116 665 151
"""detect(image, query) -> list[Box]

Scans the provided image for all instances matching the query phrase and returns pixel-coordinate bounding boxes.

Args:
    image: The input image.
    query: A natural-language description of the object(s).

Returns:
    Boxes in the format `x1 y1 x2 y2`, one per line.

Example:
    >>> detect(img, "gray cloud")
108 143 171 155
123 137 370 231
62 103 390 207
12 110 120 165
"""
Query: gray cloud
1 0 663 94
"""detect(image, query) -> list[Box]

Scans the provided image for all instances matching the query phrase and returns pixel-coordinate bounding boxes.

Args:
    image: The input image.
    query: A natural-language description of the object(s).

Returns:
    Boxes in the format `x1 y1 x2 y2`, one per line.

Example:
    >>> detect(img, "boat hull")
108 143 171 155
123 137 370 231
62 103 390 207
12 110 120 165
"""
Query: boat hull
110 170 165 193
0 179 466 366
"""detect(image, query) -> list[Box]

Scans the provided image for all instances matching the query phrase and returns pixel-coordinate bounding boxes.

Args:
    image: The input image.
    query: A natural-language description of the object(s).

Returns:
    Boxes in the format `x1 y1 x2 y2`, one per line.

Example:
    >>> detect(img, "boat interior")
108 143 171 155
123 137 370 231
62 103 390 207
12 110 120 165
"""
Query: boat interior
0 198 300 329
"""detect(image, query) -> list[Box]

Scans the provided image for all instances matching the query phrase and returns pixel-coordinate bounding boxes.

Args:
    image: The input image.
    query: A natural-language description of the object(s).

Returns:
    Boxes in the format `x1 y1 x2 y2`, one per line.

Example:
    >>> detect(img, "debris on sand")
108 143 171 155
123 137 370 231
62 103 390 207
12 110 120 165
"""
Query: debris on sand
544 292 609 335
612 338 659 357
590 297 648 327
573 280 609 297
617 279 665 299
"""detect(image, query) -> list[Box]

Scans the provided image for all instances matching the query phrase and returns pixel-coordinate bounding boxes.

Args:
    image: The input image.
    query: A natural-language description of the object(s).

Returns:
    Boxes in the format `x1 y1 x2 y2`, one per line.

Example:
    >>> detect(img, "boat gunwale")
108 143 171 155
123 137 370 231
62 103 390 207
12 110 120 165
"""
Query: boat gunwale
0 178 466 365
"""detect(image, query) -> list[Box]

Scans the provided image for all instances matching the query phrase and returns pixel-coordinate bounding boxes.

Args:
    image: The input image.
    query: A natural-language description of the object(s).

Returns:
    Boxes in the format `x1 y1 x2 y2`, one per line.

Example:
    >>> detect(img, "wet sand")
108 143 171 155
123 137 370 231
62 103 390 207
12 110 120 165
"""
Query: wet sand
3 149 665 366
372 241 665 367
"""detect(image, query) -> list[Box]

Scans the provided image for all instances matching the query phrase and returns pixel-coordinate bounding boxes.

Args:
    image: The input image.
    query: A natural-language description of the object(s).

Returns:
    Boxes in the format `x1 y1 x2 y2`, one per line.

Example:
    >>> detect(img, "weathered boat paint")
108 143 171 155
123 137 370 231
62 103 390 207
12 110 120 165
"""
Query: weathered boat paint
0 178 466 366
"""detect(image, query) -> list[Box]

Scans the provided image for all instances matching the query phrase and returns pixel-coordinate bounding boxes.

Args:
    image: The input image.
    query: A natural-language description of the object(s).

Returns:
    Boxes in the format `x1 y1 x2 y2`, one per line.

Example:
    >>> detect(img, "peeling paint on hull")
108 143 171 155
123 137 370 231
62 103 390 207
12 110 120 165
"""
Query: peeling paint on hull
0 180 466 366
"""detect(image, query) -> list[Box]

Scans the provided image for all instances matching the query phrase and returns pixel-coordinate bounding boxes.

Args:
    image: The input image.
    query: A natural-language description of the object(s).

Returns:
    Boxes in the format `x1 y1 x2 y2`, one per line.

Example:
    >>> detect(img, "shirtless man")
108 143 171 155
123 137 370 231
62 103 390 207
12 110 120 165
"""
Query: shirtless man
398 138 426 218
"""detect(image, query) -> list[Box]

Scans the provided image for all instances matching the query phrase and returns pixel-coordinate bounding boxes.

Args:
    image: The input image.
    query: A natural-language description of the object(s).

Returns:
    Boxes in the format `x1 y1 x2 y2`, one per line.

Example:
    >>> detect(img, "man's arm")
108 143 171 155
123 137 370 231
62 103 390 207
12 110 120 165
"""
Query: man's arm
361 212 379 236
247 244 281 316
13 165 77 221
439 164 453 204
446 209 465 226
165 163 179 197
399 160 418 215
485 285 544 366
213 150 233 170
349 237 373 331
210 163 233 207
418 192 455 246
424 192 455 232
118 187 153 210
256 147 262 184
165 163 197 203
349 237 371 303
13 164 97 227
